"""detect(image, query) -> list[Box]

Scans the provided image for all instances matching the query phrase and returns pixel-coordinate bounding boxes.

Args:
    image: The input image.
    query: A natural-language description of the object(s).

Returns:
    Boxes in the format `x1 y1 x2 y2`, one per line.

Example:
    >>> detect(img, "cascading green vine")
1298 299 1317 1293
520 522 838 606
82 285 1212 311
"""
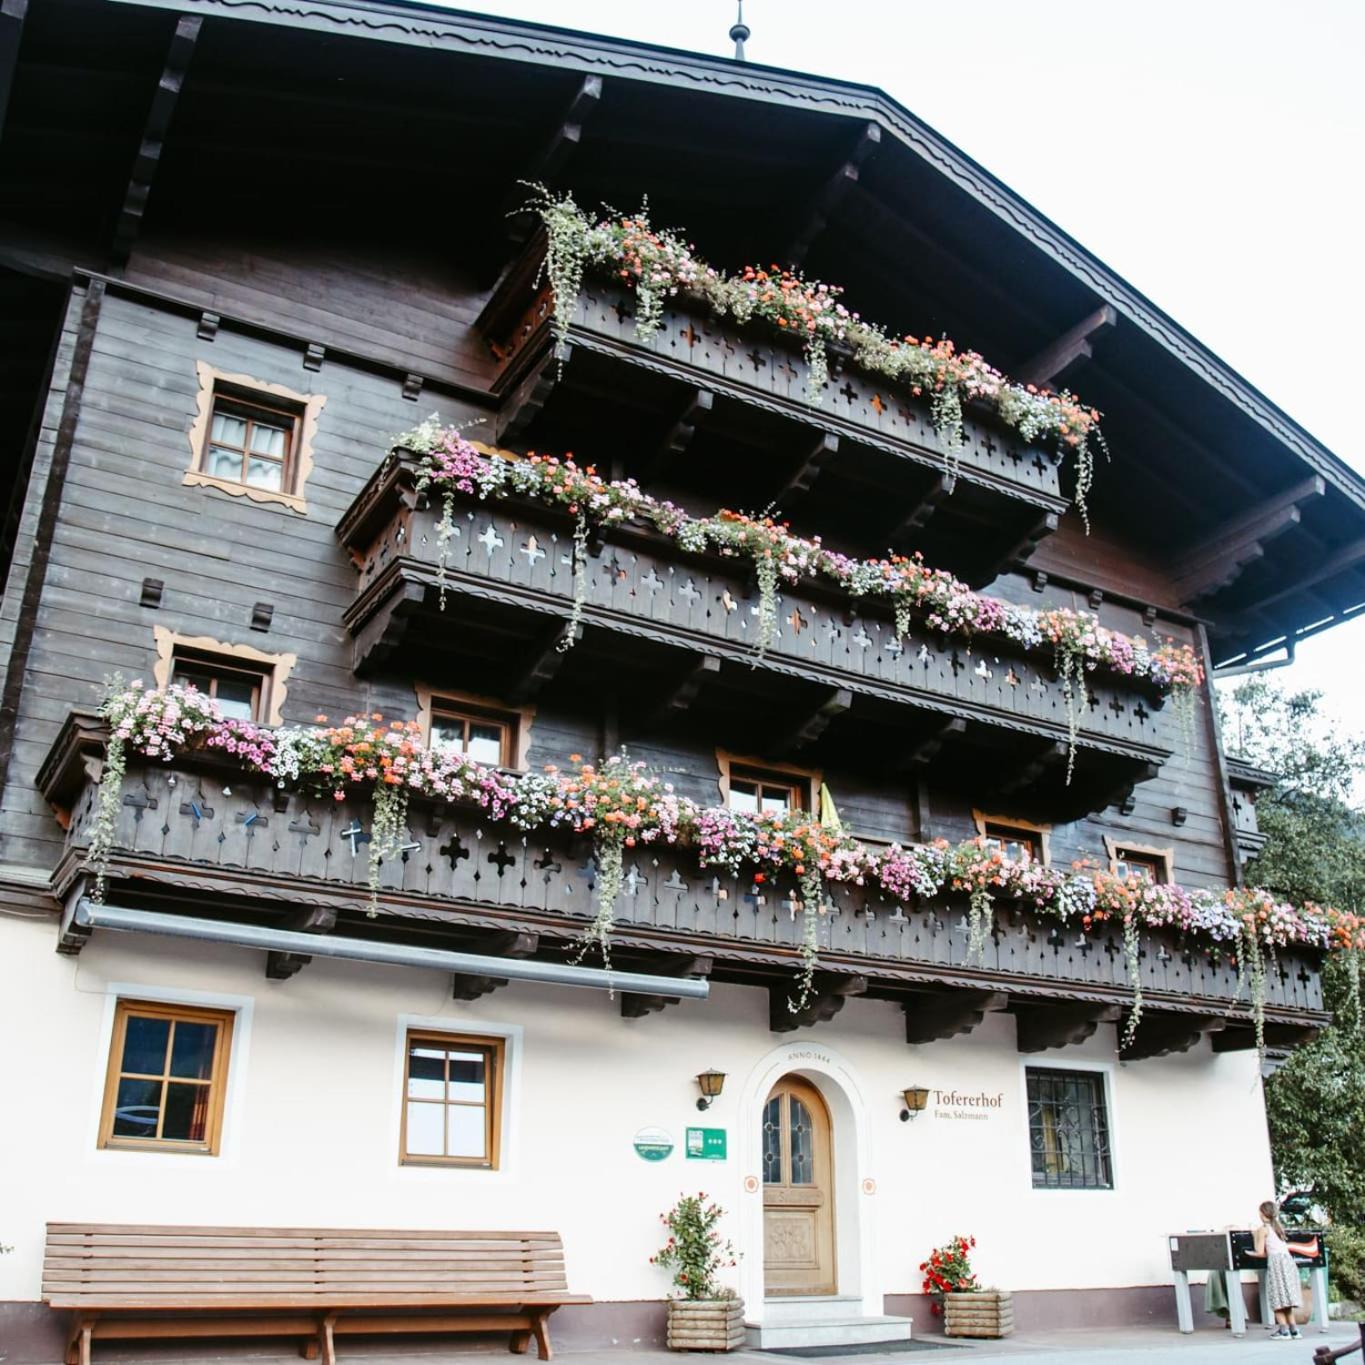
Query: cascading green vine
752 550 780 659
573 837 623 972
565 511 591 648
86 732 126 904
966 884 995 963
368 781 409 917
1121 914 1144 1047
790 867 826 1015
1055 645 1088 786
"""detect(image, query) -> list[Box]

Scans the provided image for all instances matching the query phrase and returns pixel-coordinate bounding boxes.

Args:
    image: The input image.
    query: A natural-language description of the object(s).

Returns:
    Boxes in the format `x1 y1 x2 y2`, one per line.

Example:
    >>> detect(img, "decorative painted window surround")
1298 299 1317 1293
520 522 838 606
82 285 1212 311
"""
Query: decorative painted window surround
973 809 1052 866
1104 835 1174 884
412 683 533 771
151 626 297 727
185 361 324 514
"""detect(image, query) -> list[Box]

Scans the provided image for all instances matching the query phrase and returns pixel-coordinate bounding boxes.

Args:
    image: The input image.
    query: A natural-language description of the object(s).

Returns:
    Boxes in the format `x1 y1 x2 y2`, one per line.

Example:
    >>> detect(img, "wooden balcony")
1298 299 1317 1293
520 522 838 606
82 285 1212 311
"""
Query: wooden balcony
476 249 1069 587
41 734 1326 1053
338 452 1170 823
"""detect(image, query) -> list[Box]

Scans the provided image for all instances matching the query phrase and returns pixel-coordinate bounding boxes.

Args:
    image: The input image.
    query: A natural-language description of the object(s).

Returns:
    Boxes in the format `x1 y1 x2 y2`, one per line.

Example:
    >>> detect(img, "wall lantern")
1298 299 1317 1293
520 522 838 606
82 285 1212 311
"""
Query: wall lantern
695 1069 727 1111
900 1085 930 1122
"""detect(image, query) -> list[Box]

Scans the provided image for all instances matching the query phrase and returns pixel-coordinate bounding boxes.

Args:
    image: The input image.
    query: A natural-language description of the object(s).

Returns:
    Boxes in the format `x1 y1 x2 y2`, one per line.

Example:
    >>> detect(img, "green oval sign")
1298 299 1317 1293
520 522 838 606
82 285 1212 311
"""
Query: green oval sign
633 1126 674 1161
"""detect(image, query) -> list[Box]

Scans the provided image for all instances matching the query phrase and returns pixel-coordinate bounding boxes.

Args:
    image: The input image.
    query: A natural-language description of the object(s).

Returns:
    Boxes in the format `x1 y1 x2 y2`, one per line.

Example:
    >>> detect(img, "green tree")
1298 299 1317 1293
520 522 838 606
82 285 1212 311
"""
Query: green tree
1221 680 1365 1225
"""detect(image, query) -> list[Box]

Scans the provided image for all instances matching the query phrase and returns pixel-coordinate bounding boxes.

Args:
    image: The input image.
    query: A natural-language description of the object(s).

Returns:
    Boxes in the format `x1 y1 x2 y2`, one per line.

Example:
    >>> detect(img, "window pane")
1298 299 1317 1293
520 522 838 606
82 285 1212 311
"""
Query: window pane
762 1096 782 1184
112 1078 163 1137
407 1047 446 1101
249 420 288 457
121 1015 171 1075
446 1051 486 1103
171 666 214 695
245 457 284 491
213 675 258 721
431 719 466 750
466 722 504 765
730 780 760 815
759 786 792 816
1027 1069 1112 1190
210 413 247 447
162 1082 210 1142
405 1102 444 1156
169 1021 217 1079
206 445 243 479
447 1105 486 1160
789 1097 814 1185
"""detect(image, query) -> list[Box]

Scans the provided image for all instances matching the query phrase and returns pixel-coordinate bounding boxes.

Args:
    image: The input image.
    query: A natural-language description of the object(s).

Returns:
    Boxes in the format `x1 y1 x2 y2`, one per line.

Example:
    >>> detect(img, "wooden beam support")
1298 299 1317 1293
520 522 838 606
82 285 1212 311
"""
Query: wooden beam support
770 975 868 1032
620 955 714 1018
111 16 202 265
997 740 1068 797
974 511 1059 586
772 687 851 756
1014 1002 1122 1053
1172 476 1325 603
887 473 950 545
265 906 337 980
1212 1022 1318 1053
503 75 604 237
507 620 581 704
639 388 713 483
641 653 720 730
496 343 567 444
786 122 881 267
774 432 839 512
1224 535 1365 625
450 931 540 1001
0 0 26 145
904 990 1008 1045
352 580 426 675
898 716 966 771
1016 305 1117 388
1120 1013 1225 1061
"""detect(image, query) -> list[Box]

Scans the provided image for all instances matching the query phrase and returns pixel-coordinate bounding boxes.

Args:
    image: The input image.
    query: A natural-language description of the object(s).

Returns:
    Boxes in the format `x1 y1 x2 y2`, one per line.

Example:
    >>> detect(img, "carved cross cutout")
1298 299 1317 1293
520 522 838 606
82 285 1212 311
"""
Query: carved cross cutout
440 835 470 869
787 607 809 635
871 393 885 415
519 535 545 567
477 525 504 555
339 821 370 855
721 590 738 614
487 843 516 874
679 579 701 604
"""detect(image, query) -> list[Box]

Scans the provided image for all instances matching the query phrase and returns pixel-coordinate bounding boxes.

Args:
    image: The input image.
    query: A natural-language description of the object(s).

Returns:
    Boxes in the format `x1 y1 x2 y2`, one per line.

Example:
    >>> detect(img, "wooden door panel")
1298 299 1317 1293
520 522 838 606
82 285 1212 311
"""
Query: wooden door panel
762 1077 835 1296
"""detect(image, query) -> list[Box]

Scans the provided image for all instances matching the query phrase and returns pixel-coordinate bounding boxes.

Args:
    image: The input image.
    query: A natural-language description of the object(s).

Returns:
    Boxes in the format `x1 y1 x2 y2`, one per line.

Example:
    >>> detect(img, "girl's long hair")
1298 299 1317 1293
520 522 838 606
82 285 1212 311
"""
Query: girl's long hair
1259 1200 1286 1240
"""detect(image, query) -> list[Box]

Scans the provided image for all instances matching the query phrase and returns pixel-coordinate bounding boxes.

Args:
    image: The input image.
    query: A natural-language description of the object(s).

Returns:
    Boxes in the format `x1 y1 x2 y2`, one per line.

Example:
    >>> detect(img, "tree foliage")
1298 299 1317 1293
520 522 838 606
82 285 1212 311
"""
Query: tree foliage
1221 680 1365 1224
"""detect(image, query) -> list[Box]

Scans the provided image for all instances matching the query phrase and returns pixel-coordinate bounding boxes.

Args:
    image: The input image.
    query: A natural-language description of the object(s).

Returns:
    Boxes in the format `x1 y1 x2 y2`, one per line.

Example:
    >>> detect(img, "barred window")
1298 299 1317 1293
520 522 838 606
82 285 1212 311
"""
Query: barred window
1026 1067 1113 1190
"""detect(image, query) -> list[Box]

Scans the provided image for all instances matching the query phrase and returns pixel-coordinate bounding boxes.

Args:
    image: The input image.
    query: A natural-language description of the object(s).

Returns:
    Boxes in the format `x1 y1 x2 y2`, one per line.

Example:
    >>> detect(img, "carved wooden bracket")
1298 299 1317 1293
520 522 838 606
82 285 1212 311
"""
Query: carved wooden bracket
1014 1002 1122 1053
265 905 338 981
904 989 1009 1045
1120 1012 1225 1061
770 975 867 1033
450 930 540 1001
620 955 714 1018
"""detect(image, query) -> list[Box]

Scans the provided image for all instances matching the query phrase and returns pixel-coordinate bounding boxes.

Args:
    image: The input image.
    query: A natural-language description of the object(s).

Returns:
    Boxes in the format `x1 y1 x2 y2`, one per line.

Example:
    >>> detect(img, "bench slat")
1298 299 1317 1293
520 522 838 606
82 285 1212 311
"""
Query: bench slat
47 1292 592 1309
47 1225 558 1240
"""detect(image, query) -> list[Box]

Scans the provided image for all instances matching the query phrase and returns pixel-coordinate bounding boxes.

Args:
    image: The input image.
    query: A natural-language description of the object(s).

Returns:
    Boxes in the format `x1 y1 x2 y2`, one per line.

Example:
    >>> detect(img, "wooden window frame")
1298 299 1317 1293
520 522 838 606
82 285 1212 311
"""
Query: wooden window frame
717 751 820 817
98 999 235 1156
399 1029 505 1170
973 810 1051 865
1104 836 1173 885
185 362 324 515
202 391 300 493
414 685 533 770
152 627 296 726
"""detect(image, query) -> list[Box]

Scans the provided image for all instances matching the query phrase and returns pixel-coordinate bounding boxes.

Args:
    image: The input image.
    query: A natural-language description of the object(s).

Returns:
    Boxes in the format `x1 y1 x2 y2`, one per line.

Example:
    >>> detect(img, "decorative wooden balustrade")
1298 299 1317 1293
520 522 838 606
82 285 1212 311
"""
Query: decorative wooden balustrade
477 250 1069 584
40 734 1326 1050
339 452 1170 821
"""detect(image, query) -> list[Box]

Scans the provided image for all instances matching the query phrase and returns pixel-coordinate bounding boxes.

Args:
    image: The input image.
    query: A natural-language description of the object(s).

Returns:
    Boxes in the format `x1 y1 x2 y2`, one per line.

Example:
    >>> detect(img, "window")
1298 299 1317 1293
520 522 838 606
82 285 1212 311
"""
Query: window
200 391 300 495
430 704 515 766
980 820 1043 864
729 765 805 817
1026 1067 1113 1190
185 363 324 514
1105 838 1173 885
170 650 269 722
400 1031 504 1169
99 1000 234 1154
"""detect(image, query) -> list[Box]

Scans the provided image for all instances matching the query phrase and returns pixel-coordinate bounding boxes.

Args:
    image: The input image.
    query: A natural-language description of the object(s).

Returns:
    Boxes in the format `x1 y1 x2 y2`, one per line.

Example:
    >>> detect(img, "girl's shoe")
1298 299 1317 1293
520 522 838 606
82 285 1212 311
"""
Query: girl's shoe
1271 1327 1292 1338
1290 1329 1302 1339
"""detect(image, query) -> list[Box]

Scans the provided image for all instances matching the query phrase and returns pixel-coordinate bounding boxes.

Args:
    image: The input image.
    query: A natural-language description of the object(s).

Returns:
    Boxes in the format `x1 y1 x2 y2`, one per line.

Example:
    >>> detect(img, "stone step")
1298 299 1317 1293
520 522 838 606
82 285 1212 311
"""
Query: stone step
745 1313 914 1349
762 1296 866 1325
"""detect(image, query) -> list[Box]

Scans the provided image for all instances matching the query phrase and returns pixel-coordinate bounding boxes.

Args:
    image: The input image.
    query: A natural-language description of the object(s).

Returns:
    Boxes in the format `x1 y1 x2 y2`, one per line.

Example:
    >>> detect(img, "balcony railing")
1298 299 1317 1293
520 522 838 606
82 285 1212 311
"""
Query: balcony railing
40 733 1325 1050
338 452 1170 819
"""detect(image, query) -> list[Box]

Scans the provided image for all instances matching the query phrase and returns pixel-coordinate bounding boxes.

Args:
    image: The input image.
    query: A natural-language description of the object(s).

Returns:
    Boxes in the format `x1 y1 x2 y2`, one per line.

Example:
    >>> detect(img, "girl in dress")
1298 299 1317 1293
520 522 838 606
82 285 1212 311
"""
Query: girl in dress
1252 1200 1303 1339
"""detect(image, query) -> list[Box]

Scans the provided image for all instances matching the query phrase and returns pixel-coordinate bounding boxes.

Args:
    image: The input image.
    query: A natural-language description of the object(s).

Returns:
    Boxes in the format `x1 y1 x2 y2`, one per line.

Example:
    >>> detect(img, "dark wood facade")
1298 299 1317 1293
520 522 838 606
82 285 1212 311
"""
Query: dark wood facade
2 0 1362 1056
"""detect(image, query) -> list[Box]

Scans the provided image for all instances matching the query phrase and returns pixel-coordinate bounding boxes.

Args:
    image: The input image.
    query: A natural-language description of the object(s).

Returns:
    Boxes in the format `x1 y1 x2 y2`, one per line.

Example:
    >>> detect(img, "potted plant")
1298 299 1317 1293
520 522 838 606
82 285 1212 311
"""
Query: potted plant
652 1194 743 1352
920 1235 1012 1338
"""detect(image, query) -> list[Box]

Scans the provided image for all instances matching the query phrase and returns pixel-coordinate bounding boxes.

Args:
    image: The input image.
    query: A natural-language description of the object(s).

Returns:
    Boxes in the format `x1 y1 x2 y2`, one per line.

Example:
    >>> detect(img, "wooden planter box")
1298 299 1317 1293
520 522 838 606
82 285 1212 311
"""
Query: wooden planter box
944 1290 1013 1338
666 1297 746 1352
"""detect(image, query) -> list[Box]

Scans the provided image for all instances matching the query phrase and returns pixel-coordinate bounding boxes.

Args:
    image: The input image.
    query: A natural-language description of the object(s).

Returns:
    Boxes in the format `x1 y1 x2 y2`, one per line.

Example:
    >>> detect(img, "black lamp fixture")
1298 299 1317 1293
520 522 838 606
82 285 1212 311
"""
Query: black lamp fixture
900 1085 930 1122
696 1069 727 1111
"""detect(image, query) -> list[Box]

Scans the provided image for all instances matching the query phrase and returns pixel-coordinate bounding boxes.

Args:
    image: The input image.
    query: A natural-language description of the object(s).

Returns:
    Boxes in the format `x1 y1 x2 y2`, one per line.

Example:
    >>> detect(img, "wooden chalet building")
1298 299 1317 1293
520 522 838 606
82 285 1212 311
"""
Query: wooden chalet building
1 0 1363 1357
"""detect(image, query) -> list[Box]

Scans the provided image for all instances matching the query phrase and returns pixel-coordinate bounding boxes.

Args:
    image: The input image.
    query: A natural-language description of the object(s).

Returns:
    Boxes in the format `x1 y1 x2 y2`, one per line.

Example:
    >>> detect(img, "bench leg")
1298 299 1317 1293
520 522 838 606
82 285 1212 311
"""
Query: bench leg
531 1309 553 1361
65 1315 95 1365
319 1312 339 1365
300 1338 321 1360
509 1325 532 1355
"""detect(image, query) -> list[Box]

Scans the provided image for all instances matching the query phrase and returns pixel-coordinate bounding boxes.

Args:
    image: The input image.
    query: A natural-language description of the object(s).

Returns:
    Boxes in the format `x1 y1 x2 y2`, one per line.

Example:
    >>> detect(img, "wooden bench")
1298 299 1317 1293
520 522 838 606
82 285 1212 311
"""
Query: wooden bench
43 1223 590 1364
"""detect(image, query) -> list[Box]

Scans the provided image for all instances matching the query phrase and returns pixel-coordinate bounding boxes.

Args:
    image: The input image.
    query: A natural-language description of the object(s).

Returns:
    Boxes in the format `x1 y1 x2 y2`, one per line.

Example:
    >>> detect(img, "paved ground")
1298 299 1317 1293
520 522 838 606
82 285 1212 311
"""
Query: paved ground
58 1322 1365 1365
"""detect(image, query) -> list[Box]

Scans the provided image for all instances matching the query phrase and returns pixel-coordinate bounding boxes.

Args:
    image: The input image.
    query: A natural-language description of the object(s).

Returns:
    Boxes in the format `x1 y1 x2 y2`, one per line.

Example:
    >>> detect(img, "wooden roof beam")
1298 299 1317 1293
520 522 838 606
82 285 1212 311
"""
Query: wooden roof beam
774 431 838 512
1016 304 1117 389
504 74 604 239
772 686 851 756
0 0 25 145
1223 535 1365 624
1172 475 1325 604
786 122 881 267
111 15 202 267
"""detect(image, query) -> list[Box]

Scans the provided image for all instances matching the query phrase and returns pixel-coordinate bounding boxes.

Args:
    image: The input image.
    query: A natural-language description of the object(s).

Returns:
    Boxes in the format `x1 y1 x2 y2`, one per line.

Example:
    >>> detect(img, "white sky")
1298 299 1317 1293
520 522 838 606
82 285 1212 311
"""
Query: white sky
455 0 1364 731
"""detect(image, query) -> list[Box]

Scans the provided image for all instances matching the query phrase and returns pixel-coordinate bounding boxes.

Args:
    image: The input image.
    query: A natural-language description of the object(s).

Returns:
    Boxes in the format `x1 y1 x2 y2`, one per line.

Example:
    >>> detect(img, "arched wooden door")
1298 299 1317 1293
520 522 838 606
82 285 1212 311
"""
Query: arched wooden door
762 1075 836 1295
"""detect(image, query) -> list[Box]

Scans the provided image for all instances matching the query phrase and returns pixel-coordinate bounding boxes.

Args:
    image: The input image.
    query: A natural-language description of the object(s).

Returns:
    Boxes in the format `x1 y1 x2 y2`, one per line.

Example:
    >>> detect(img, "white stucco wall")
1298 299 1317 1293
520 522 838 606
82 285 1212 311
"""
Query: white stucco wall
0 917 1276 1311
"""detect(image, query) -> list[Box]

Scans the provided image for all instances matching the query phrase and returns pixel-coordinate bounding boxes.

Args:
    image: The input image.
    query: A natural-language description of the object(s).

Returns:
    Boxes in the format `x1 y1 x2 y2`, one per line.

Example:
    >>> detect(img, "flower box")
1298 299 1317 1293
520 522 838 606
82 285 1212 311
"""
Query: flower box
665 1297 746 1352
943 1290 1013 1338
